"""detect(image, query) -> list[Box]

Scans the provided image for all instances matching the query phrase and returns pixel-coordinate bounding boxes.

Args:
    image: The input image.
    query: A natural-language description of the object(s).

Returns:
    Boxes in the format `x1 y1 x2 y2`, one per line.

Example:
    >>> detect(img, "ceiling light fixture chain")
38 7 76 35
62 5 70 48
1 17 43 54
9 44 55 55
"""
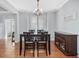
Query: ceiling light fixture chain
37 0 39 9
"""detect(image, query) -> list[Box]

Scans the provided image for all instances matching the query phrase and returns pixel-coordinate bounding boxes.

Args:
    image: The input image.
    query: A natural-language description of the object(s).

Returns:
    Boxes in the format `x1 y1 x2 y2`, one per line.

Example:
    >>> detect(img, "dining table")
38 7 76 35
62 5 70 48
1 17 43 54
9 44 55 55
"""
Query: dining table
19 33 51 56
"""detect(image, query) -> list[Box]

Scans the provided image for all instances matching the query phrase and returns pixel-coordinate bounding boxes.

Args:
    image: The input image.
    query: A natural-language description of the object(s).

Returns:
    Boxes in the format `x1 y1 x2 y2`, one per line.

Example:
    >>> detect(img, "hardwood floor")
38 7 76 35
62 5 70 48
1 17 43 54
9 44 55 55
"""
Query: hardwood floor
0 40 78 58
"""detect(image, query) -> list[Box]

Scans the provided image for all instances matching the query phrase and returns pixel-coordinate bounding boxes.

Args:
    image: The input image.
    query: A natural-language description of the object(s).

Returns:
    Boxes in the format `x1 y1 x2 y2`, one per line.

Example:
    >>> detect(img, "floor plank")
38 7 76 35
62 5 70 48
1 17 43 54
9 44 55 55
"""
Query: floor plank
0 40 77 58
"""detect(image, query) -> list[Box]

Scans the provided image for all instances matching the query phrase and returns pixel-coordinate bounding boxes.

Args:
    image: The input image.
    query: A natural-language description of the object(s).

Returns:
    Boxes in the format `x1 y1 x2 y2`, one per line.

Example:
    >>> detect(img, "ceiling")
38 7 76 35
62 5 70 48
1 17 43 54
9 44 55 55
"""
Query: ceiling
0 6 7 11
6 0 69 12
0 0 17 12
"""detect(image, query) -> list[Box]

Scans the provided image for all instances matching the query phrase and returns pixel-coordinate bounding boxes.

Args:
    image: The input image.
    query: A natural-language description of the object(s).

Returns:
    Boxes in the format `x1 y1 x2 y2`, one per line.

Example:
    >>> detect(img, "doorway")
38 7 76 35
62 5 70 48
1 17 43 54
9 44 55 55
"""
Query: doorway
4 19 15 42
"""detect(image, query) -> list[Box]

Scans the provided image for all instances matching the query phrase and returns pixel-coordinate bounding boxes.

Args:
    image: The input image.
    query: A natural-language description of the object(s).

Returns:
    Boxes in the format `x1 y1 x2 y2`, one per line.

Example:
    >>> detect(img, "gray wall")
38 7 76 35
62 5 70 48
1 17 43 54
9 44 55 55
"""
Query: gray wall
15 12 30 42
57 0 79 56
0 6 7 11
17 11 57 41
47 12 57 40
18 12 30 34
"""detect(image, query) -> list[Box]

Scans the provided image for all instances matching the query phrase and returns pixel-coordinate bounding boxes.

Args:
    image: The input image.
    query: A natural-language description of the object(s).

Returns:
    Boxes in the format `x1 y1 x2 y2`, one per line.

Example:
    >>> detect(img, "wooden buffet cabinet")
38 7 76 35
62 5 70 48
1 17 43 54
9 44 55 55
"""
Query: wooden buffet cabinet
55 32 77 56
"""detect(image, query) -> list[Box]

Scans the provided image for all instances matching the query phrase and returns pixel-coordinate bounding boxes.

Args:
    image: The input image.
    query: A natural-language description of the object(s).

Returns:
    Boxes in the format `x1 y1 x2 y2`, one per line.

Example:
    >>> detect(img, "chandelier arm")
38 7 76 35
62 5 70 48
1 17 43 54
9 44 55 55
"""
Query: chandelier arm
34 0 43 16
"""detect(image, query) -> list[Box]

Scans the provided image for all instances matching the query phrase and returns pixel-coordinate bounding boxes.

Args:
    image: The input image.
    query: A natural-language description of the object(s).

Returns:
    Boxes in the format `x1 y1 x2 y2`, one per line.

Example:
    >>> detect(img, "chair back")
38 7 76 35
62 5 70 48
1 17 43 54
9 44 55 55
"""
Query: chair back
29 30 35 33
43 32 48 35
23 32 33 41
37 32 47 41
37 30 44 33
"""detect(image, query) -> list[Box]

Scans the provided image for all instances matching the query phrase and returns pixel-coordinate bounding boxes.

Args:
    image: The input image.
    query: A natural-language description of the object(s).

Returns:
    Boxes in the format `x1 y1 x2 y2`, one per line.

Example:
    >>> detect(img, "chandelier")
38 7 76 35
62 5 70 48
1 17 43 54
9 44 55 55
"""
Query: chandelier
34 0 43 16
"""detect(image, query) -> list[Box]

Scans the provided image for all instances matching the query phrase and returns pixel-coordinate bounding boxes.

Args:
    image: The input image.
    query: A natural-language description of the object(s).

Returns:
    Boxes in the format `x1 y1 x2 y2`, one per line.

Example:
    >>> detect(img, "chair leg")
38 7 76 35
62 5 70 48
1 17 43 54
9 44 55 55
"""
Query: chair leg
24 48 26 57
46 44 47 56
33 49 34 57
33 44 35 57
24 43 26 57
37 44 39 57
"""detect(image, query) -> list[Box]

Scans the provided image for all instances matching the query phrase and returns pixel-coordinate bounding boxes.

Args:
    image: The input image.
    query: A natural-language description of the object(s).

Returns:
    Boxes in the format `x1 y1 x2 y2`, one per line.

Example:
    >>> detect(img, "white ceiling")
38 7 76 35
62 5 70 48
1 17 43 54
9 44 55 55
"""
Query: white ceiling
0 0 17 12
6 0 69 12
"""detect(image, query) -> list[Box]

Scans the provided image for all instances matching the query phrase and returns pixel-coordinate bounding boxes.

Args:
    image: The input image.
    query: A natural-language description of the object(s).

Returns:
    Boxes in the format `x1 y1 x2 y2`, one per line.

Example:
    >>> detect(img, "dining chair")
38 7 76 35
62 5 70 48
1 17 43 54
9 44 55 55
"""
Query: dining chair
37 30 44 33
29 30 35 33
23 32 35 57
37 33 48 57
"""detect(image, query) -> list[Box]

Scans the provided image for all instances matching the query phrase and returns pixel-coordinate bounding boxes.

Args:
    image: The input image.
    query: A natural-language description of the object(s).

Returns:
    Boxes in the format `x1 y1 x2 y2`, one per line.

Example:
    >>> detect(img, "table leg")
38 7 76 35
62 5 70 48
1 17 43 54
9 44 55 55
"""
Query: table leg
20 35 22 55
48 35 51 55
49 36 51 55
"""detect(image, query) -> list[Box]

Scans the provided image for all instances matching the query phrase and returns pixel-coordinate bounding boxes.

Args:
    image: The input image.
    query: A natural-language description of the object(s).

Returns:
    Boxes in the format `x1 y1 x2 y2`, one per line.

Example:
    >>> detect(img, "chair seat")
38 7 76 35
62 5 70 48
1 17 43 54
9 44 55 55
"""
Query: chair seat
25 46 34 49
25 41 34 43
37 41 46 43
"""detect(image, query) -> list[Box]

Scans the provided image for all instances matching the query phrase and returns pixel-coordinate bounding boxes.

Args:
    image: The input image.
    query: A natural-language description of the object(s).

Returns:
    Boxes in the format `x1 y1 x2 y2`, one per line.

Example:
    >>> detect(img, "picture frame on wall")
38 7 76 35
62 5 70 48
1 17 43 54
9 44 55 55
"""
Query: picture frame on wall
64 10 78 22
